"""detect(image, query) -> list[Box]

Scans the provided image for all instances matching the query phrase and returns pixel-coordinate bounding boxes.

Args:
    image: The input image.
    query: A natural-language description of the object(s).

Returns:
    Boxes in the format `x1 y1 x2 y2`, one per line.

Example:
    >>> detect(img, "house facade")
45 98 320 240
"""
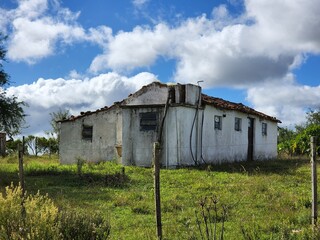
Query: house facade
59 82 280 167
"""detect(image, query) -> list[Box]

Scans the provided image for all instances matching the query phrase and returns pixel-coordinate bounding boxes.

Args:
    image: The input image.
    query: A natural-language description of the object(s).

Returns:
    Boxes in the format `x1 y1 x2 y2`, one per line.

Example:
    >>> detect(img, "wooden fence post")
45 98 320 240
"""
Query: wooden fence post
18 142 26 236
153 142 162 239
18 143 25 196
311 136 317 226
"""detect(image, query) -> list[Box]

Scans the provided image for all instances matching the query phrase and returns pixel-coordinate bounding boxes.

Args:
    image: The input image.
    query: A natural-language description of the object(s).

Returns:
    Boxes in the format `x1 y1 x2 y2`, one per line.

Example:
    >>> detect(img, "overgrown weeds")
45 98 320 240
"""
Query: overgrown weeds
194 196 227 240
0 156 318 239
0 184 111 239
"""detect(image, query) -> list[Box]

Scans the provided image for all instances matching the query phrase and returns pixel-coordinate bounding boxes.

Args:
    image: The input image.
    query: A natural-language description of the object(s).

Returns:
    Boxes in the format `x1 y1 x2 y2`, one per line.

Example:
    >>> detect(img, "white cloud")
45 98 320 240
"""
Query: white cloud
2 0 320 130
88 1 320 88
1 0 85 63
7 72 158 136
247 74 320 127
90 24 171 72
8 17 85 63
132 0 149 8
244 0 320 55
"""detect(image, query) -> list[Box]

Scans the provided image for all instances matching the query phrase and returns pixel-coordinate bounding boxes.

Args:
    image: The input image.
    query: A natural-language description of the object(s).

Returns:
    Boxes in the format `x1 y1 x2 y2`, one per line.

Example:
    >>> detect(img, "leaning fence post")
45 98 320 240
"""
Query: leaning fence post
311 136 317 226
153 142 162 239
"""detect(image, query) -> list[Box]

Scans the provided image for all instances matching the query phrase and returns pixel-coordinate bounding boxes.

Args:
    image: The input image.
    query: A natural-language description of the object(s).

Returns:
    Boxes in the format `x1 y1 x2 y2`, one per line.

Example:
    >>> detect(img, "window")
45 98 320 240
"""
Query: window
262 122 267 136
140 112 158 131
235 117 242 131
82 125 93 141
214 115 222 130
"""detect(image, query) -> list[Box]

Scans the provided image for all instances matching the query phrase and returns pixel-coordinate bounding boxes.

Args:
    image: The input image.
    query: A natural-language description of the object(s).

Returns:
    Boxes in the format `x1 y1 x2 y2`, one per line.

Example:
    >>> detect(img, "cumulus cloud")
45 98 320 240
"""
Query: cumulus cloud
89 0 320 88
90 24 171 72
2 0 320 131
247 74 320 127
4 0 320 87
0 0 113 64
0 0 85 63
7 72 158 136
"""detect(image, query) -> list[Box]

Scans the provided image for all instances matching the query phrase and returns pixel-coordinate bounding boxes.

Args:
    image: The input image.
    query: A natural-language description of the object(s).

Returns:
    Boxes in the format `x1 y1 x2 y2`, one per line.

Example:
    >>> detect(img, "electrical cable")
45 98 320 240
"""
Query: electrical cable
189 105 199 165
189 86 202 165
158 90 170 144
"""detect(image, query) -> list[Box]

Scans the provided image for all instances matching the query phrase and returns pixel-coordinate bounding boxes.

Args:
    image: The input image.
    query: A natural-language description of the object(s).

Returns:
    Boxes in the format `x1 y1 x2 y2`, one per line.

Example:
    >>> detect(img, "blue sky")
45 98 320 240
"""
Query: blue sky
0 0 320 136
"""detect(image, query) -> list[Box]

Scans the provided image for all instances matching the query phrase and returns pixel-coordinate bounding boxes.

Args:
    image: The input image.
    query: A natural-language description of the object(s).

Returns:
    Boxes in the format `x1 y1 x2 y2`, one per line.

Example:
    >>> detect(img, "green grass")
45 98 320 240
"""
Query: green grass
0 154 318 239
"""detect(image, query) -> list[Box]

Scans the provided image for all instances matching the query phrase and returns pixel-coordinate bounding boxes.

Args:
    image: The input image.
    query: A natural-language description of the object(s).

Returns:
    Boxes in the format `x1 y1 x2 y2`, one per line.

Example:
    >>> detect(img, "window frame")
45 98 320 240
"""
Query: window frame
214 115 222 130
140 112 158 131
82 125 93 141
262 122 267 136
235 117 242 131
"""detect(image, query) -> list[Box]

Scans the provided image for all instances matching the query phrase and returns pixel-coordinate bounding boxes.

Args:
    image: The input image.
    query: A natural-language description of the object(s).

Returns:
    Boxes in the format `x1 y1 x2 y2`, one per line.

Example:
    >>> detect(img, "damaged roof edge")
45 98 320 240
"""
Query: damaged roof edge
59 81 281 124
201 94 281 123
58 104 121 123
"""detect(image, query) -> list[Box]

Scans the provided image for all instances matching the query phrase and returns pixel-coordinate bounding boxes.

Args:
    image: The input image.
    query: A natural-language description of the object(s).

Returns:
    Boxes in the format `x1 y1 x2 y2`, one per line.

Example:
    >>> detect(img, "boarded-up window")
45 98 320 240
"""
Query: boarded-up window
82 125 93 141
262 122 267 136
235 117 242 131
214 115 222 130
140 112 158 131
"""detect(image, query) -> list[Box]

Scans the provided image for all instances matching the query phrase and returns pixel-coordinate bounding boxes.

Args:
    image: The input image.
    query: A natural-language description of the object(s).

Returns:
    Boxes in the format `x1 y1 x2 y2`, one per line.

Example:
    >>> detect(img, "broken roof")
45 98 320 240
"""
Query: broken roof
60 82 281 123
201 94 281 123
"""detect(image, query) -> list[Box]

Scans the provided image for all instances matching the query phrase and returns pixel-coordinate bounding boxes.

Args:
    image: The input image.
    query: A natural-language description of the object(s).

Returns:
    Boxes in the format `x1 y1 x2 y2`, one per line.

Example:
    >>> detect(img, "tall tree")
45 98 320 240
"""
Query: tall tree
0 34 26 138
306 108 320 126
49 108 70 138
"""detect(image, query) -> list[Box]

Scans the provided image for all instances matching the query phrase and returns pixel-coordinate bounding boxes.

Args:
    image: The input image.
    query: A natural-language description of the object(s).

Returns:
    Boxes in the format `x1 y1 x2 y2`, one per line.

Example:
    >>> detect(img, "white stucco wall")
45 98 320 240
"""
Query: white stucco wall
121 107 163 166
254 120 278 160
59 107 122 164
161 105 278 167
124 83 168 106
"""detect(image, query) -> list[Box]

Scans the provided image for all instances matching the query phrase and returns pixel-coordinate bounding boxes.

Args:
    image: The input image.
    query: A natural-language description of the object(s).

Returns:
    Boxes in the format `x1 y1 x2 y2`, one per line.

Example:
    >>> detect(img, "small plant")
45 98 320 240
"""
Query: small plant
240 220 261 240
59 210 111 240
77 157 86 176
105 167 128 187
191 196 228 240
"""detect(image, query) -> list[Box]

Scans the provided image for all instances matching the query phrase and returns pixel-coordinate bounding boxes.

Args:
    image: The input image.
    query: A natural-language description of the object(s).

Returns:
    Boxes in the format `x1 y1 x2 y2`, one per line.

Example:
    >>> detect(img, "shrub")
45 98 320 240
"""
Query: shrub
0 184 111 239
59 211 111 240
0 184 59 239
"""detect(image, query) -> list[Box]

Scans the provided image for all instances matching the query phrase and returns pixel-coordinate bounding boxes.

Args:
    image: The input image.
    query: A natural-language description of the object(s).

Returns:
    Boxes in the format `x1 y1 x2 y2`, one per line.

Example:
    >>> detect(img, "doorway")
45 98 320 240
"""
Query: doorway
247 118 254 161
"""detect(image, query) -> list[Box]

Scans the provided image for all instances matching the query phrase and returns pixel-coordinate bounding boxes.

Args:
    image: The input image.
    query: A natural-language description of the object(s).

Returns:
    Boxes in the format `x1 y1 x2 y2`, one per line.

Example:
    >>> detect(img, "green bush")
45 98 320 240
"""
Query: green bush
0 184 59 239
0 184 111 240
59 211 111 240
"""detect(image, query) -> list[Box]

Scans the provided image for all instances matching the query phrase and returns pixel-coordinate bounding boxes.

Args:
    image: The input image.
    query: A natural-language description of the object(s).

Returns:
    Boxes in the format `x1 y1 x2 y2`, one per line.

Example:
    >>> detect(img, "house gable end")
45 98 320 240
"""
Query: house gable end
121 81 168 106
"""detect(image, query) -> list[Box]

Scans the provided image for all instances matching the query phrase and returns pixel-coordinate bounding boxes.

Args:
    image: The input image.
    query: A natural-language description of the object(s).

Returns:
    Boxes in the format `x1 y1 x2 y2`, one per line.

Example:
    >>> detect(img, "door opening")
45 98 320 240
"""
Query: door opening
247 118 254 161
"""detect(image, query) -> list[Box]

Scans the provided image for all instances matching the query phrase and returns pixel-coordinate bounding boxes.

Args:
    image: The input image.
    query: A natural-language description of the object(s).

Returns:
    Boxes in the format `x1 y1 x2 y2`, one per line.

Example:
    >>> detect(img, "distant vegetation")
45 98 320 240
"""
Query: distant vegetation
0 155 319 239
278 108 320 157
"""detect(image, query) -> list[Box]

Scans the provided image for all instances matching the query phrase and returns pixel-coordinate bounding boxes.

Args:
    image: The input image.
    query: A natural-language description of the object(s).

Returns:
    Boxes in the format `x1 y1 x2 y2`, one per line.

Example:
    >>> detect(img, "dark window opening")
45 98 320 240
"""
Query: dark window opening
235 117 242 131
82 125 93 141
140 112 158 131
214 115 222 130
262 122 267 136
168 87 176 104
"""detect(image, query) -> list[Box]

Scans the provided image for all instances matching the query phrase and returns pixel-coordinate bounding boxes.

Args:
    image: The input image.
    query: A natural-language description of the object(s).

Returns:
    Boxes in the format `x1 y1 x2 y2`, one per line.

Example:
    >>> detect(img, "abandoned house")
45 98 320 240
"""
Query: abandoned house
59 81 281 167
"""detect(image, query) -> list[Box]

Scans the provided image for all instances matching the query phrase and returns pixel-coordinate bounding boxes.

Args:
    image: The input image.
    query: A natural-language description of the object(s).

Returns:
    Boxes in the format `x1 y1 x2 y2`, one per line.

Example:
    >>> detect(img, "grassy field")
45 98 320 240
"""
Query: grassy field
0 154 318 239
